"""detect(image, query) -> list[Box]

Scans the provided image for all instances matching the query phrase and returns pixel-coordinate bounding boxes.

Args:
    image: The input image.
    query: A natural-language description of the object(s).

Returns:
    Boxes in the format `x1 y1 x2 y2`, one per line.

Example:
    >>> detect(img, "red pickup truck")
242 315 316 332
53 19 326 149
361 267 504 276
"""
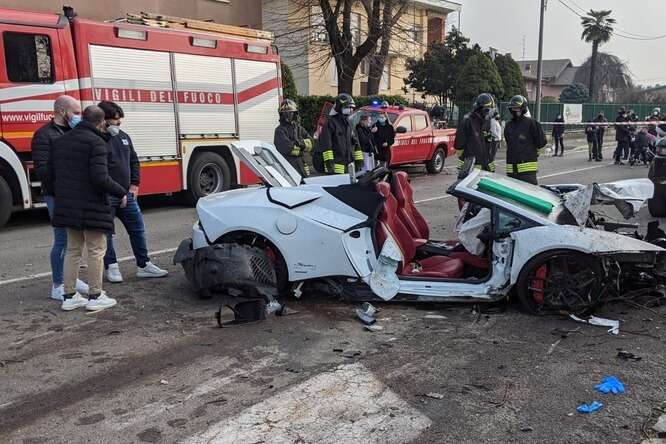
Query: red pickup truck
315 103 457 174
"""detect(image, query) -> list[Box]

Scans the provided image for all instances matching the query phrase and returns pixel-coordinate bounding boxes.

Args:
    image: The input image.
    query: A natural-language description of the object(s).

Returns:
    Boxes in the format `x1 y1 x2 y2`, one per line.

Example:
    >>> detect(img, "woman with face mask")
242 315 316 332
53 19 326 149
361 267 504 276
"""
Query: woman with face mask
355 114 377 172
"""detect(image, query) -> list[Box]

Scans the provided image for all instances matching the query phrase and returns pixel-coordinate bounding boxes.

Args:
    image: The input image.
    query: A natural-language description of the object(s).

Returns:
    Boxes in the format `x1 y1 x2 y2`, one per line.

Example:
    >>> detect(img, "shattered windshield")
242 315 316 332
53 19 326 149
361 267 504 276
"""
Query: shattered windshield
467 171 569 223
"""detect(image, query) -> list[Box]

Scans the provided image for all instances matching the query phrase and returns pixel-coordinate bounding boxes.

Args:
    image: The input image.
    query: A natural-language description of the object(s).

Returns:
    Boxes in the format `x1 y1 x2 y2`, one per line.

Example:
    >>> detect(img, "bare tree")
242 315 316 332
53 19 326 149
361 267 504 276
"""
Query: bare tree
262 0 412 94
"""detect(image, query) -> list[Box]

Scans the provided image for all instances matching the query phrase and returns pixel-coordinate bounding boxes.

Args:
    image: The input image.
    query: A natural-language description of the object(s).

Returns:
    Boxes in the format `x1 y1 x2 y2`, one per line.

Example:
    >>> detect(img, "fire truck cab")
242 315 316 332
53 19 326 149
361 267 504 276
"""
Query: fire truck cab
0 7 281 227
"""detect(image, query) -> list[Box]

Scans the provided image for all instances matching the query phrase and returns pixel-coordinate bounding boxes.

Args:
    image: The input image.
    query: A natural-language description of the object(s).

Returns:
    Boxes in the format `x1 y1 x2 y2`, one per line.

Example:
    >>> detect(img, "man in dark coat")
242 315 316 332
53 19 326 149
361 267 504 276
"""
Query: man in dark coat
47 105 127 312
593 111 608 160
372 112 396 167
614 107 631 165
97 101 168 284
552 114 565 157
31 95 89 301
356 113 377 171
454 93 496 175
504 95 547 185
317 93 363 174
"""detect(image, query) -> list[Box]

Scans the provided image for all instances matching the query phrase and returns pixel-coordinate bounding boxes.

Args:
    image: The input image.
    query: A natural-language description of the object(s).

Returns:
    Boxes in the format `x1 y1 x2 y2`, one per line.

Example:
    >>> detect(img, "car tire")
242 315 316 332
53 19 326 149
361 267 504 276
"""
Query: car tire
184 152 231 206
425 147 446 174
648 196 666 218
0 175 13 228
516 249 604 316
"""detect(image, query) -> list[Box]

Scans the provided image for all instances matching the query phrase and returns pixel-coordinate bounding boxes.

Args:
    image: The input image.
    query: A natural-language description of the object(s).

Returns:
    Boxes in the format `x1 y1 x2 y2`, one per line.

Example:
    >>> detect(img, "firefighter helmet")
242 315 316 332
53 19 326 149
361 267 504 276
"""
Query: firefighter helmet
279 99 298 114
473 93 496 113
334 93 356 113
508 95 528 112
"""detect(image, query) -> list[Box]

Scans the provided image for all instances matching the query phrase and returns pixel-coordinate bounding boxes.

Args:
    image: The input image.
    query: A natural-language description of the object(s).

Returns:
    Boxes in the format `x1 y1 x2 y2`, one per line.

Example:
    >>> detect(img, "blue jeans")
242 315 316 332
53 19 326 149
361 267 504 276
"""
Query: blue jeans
104 194 149 268
45 195 67 286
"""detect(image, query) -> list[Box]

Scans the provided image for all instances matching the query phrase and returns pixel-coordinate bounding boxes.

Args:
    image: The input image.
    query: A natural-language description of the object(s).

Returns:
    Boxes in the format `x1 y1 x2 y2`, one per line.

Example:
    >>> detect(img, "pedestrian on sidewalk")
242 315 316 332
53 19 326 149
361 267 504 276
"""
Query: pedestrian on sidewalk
585 123 599 161
552 114 565 157
46 105 127 311
31 95 89 301
489 110 502 161
356 113 377 172
614 107 630 165
593 111 608 160
504 95 547 185
98 101 168 283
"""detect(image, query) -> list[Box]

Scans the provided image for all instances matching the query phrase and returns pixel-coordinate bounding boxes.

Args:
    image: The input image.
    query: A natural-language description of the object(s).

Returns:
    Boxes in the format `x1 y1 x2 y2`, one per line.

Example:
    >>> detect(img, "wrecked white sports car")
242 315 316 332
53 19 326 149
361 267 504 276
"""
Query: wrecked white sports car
175 141 666 315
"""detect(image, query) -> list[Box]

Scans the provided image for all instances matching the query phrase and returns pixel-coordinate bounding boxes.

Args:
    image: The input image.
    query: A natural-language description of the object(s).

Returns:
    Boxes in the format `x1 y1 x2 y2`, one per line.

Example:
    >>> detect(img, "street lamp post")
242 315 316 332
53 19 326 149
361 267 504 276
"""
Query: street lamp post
535 0 546 121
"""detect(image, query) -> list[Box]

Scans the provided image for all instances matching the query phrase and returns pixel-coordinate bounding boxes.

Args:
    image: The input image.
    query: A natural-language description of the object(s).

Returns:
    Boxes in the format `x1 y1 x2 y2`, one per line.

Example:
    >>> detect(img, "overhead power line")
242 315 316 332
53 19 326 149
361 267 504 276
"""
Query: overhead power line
556 0 666 41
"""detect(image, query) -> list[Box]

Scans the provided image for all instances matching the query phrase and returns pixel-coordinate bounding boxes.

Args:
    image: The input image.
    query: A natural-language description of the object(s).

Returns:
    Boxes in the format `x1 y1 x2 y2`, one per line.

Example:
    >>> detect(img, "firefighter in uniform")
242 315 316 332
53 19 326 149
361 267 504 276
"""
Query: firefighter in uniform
504 95 547 185
318 93 363 174
454 93 497 175
274 99 314 177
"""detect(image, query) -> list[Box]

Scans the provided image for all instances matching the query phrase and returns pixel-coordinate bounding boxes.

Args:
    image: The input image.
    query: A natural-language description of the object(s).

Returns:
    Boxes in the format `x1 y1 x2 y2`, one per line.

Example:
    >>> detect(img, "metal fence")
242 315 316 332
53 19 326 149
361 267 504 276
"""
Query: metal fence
450 101 666 133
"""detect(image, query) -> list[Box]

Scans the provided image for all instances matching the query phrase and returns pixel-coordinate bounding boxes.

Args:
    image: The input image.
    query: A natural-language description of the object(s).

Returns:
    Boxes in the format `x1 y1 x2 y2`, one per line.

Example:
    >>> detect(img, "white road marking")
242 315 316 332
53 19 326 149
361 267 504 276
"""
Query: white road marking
0 247 177 287
182 363 432 444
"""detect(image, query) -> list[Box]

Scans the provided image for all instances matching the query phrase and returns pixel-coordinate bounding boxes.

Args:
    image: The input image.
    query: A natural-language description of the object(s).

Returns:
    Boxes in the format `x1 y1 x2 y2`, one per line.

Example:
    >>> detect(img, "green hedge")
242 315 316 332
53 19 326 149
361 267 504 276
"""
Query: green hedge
296 95 408 133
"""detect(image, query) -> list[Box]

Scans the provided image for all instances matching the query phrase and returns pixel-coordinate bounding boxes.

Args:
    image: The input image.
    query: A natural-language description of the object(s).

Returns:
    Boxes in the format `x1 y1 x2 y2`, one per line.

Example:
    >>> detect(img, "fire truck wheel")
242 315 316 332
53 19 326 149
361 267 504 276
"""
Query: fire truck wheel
426 147 446 174
185 152 231 206
0 175 12 228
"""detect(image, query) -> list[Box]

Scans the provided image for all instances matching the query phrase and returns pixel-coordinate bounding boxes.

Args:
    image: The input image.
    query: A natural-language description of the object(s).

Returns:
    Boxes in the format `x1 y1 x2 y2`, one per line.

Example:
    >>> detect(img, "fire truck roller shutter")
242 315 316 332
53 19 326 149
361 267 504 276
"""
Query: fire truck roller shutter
88 45 178 159
173 54 235 136
234 59 280 142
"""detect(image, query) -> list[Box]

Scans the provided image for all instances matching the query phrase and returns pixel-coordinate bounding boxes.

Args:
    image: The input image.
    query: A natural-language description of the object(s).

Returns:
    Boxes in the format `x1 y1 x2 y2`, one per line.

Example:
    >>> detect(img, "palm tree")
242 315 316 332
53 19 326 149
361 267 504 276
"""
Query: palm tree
581 10 616 101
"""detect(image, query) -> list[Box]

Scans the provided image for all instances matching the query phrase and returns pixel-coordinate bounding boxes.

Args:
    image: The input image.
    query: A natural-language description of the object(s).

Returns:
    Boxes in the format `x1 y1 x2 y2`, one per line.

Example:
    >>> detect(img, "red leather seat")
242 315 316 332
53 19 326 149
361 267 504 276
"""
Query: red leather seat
392 171 429 239
375 182 464 279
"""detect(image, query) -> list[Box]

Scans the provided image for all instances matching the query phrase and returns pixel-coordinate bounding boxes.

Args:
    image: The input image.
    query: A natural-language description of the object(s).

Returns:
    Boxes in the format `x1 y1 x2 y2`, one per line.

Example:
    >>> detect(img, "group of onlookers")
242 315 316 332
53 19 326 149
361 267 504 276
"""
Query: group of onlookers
33 97 167 312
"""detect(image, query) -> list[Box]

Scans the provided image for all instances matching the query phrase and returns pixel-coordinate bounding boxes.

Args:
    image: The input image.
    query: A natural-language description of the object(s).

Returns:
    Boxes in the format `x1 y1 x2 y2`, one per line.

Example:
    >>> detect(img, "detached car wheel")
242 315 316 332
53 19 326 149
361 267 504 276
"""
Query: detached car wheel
0 175 12 228
516 250 604 316
184 152 231 206
426 147 446 174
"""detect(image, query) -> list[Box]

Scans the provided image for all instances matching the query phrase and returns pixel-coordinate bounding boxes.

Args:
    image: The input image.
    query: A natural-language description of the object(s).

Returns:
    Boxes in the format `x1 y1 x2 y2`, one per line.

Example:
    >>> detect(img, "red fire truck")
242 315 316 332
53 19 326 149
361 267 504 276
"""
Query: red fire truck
0 7 282 227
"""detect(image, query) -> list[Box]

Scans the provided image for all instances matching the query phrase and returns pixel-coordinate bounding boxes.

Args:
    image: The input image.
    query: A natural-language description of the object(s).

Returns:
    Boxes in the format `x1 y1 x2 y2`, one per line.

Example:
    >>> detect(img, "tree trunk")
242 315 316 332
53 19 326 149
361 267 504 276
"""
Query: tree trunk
588 40 599 101
337 60 355 93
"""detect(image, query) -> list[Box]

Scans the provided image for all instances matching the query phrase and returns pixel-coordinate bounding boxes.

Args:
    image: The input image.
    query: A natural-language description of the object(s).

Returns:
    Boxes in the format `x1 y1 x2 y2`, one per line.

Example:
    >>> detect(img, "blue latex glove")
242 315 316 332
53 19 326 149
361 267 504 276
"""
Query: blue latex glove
577 401 603 413
595 376 625 394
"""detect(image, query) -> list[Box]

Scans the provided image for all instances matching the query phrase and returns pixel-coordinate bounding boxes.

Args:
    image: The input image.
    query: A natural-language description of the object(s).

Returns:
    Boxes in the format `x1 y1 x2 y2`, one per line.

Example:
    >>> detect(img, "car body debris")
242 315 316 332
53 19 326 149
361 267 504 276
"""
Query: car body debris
424 392 445 400
569 315 620 335
355 303 378 325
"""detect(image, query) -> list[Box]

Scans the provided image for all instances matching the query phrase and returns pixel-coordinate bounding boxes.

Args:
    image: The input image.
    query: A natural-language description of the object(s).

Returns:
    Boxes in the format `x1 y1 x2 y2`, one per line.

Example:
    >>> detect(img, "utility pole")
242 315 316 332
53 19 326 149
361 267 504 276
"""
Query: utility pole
535 0 546 121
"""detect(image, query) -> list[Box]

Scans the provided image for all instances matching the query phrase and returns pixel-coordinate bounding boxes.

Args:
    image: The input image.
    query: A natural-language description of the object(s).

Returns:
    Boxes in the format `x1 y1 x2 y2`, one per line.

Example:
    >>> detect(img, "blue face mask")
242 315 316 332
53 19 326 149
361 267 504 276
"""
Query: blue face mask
378 117 386 125
68 114 82 128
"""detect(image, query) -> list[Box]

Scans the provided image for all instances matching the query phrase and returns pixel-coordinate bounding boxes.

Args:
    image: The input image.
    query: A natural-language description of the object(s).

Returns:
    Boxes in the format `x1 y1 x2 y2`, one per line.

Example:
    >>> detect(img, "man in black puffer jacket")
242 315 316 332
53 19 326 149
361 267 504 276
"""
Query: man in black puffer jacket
47 105 127 312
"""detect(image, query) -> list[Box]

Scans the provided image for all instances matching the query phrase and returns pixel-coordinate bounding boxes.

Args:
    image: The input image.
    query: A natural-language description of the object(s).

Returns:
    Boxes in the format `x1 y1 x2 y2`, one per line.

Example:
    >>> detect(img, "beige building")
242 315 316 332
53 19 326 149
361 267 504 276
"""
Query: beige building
262 0 461 97
517 59 580 101
3 0 460 98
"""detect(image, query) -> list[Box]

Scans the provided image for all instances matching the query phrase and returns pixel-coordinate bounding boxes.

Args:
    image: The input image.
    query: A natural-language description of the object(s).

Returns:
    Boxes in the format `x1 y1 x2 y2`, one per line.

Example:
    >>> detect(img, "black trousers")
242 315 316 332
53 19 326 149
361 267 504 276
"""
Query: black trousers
508 171 538 185
614 140 630 162
596 130 605 159
553 135 564 155
588 139 599 160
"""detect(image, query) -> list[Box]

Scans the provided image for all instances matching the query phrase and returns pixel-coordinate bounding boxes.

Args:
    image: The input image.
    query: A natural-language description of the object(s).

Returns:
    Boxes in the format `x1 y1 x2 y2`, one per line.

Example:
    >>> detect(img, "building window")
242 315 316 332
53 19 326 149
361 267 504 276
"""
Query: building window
407 24 422 44
427 17 444 45
380 61 390 90
4 32 53 83
360 57 369 75
311 6 328 42
525 63 532 72
351 13 361 47
330 59 338 87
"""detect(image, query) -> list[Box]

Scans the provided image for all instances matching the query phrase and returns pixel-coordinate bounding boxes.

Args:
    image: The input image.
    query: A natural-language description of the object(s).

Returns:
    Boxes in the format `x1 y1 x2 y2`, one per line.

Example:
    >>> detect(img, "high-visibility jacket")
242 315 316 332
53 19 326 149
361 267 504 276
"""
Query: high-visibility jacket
274 117 314 177
318 113 362 174
454 111 495 172
504 115 547 174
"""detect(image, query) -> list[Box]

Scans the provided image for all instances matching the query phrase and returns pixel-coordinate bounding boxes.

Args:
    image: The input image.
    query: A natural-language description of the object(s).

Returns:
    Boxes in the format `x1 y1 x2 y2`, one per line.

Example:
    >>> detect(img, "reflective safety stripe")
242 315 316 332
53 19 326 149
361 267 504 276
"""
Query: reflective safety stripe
322 150 334 161
488 162 496 172
506 162 538 173
456 158 465 168
517 162 538 173
290 146 301 156
304 139 313 152
303 163 311 175
354 149 363 161
334 163 346 174
455 149 464 157
537 148 544 156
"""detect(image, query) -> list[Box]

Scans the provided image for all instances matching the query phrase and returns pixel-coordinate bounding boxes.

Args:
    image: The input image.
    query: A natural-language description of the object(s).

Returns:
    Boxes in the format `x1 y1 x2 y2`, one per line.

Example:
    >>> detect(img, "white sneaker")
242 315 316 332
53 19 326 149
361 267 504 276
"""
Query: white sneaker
137 261 168 278
85 292 117 311
76 279 90 294
105 263 123 283
61 293 89 311
51 284 65 301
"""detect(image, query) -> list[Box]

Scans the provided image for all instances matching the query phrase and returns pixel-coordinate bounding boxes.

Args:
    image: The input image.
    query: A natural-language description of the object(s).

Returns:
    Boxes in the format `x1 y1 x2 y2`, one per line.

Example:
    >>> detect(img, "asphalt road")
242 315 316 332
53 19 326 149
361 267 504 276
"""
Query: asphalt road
1 142 665 444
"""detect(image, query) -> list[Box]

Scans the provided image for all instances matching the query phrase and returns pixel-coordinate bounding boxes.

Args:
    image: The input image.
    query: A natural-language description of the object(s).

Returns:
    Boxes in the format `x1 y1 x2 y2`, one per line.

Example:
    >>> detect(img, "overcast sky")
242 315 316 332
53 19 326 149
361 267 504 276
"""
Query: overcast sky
452 0 666 86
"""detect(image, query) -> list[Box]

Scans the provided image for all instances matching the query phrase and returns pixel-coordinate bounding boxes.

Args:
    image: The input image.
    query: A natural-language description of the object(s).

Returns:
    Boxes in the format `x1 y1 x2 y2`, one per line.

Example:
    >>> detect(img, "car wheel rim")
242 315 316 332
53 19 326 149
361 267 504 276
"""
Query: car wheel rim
199 163 224 195
435 152 444 171
526 253 600 313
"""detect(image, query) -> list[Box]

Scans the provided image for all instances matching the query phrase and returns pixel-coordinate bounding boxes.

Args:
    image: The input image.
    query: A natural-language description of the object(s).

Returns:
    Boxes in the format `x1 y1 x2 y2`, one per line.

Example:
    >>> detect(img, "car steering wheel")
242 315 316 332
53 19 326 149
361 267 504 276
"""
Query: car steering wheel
357 166 391 186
